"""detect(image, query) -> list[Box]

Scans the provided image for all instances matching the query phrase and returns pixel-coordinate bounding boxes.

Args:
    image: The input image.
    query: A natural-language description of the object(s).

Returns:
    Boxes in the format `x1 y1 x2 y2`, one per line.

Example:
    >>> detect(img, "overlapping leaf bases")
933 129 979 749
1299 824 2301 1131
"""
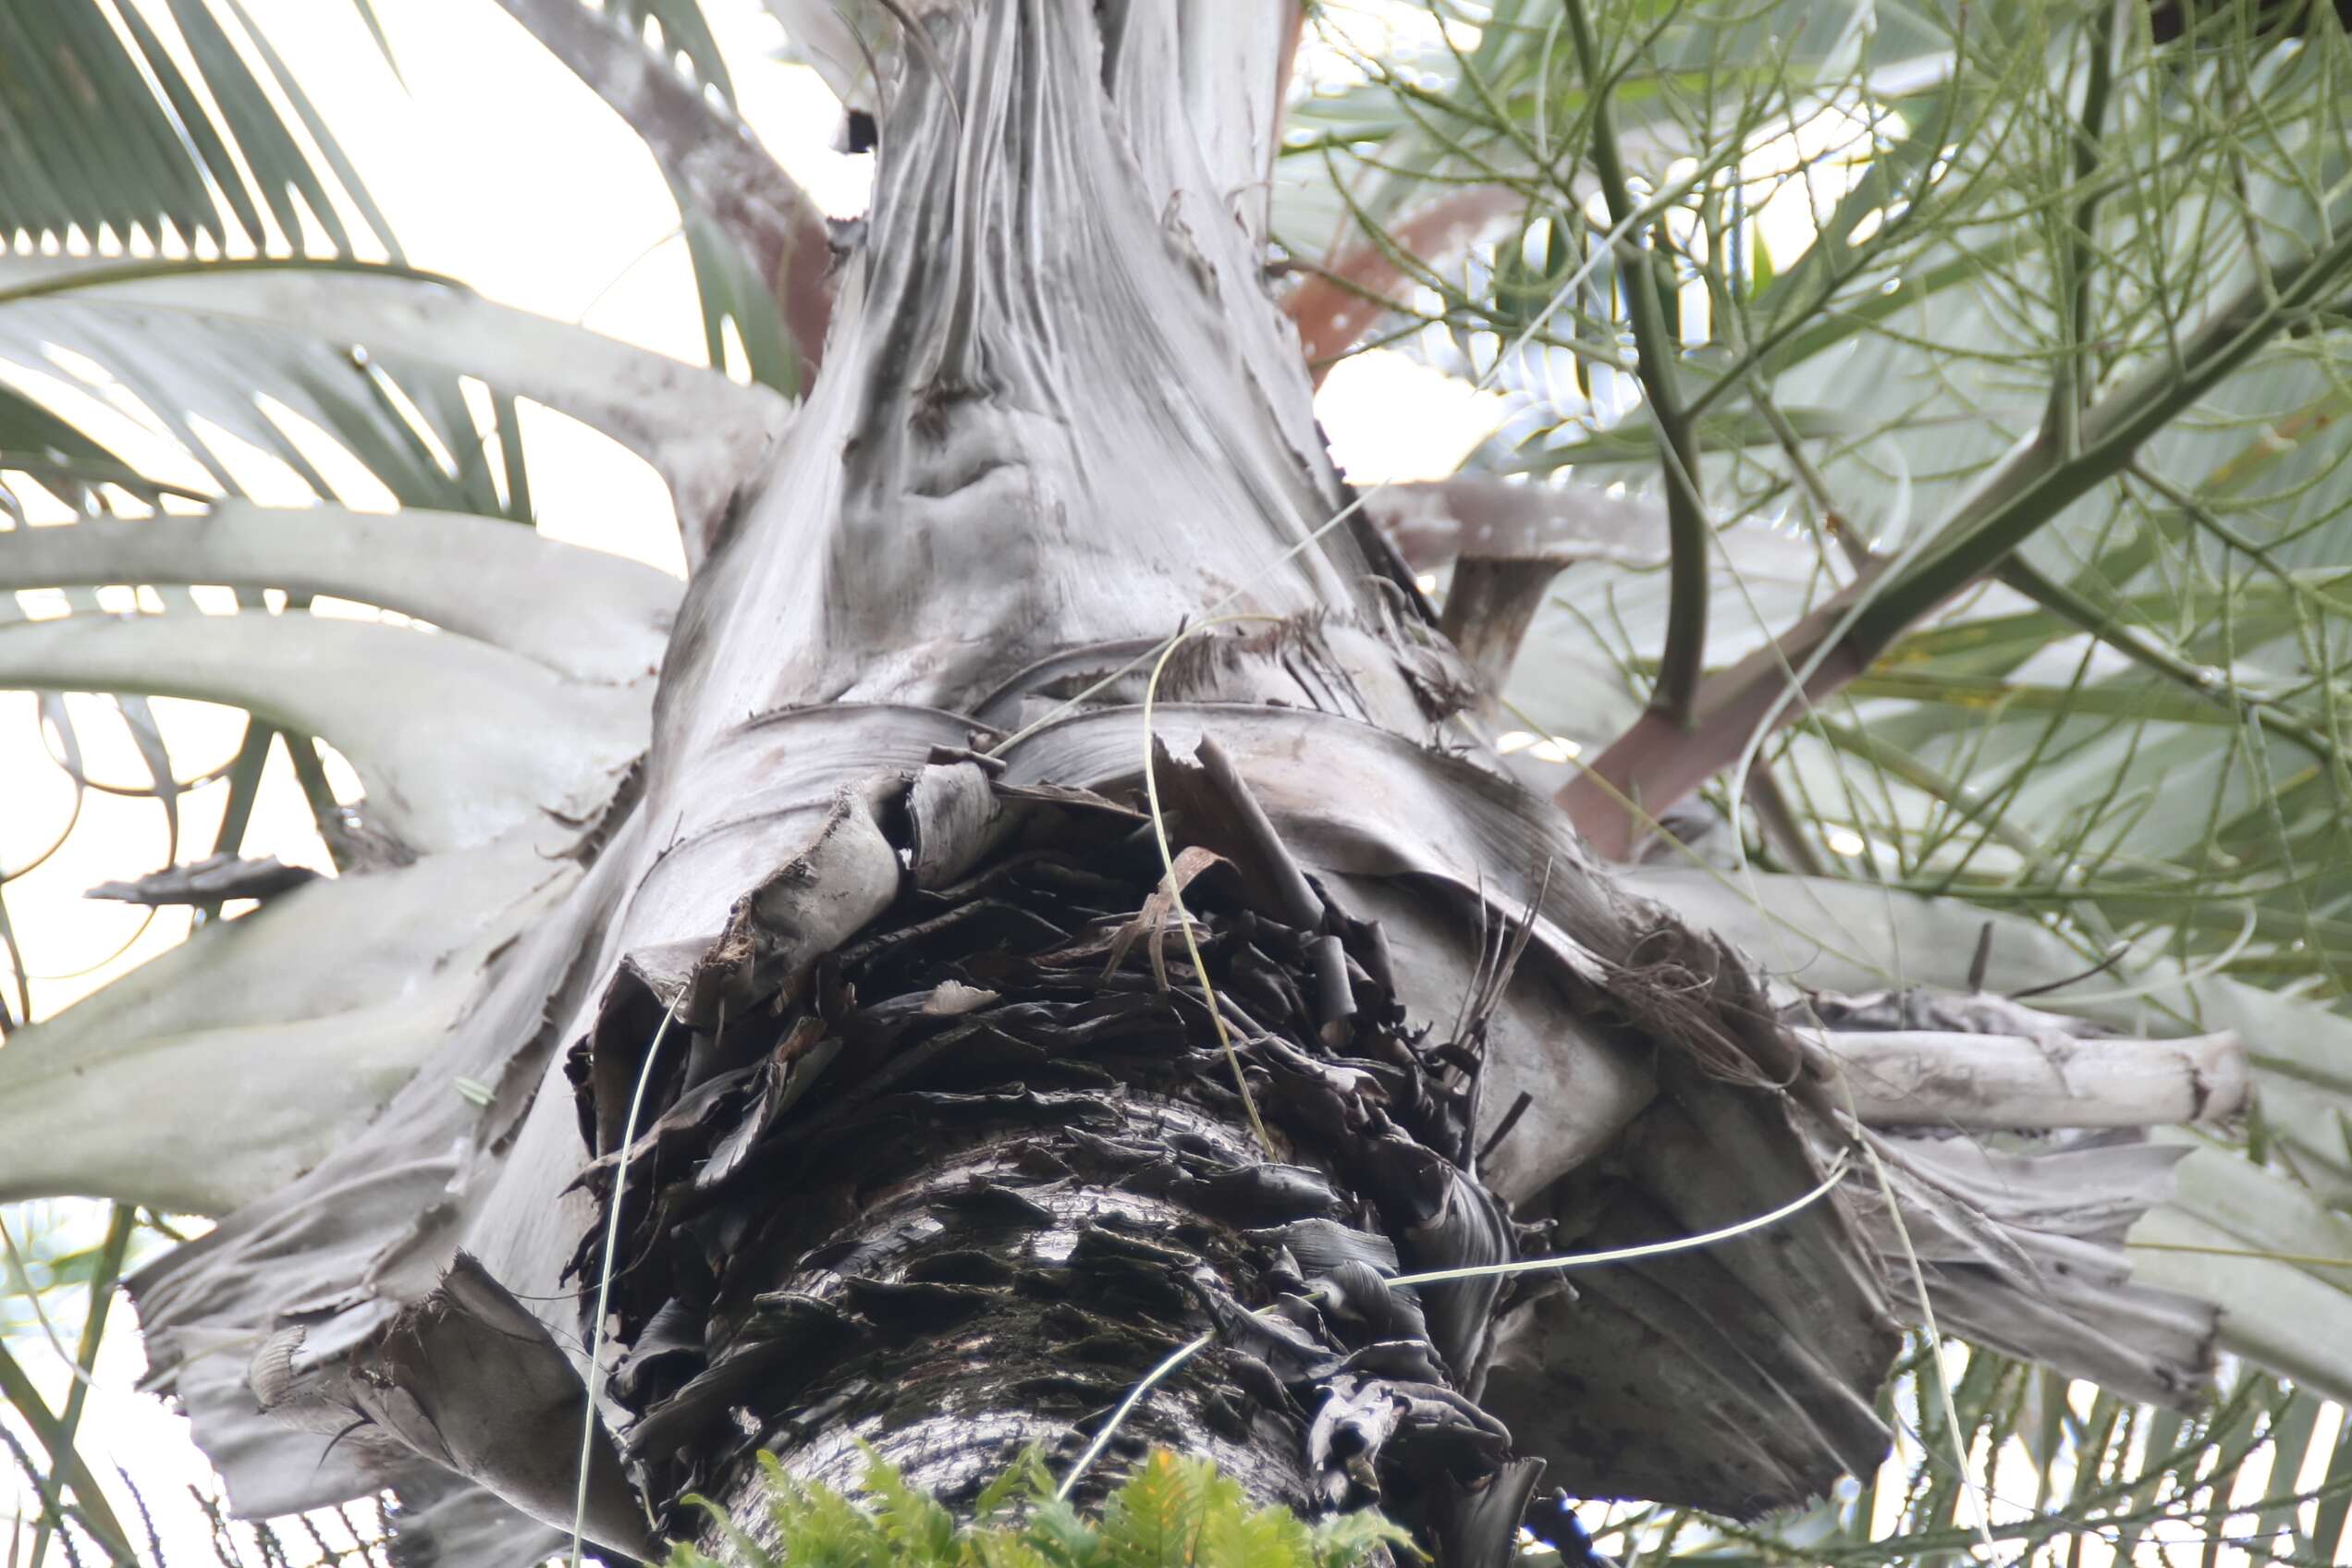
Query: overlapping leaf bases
566 750 1537 1562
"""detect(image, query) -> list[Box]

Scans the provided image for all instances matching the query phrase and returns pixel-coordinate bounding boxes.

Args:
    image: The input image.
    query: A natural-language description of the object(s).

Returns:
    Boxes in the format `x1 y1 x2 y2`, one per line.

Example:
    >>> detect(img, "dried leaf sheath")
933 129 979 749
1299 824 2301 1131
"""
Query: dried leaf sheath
571 756 1530 1557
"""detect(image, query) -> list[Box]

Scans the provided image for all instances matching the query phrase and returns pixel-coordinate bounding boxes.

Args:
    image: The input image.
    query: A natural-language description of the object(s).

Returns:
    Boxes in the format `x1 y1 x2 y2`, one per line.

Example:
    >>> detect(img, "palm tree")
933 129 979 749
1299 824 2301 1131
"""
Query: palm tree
4 2 2351 1565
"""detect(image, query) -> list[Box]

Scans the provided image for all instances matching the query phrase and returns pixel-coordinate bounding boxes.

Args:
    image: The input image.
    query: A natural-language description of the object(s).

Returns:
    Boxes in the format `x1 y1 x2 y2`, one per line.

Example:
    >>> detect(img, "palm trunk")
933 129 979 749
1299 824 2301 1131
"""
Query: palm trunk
108 5 2226 1564
582 753 1530 1557
469 2 1613 1550
526 0 1882 1540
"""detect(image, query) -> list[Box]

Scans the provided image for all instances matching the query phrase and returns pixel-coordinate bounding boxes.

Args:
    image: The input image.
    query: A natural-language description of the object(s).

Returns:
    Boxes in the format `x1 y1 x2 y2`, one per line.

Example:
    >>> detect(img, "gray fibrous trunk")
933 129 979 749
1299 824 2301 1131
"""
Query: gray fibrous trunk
120 3 2223 1563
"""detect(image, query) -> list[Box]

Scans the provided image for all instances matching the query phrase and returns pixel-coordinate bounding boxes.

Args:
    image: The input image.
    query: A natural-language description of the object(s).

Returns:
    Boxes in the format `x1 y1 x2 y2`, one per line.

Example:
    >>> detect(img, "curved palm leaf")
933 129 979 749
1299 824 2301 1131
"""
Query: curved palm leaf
0 0 395 259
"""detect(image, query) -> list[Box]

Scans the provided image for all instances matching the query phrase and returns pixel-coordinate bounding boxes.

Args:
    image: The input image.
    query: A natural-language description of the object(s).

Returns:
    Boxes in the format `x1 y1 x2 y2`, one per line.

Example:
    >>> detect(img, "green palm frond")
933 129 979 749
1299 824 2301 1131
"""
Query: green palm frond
1330 0 2352 1002
1310 4 2352 1562
0 0 394 259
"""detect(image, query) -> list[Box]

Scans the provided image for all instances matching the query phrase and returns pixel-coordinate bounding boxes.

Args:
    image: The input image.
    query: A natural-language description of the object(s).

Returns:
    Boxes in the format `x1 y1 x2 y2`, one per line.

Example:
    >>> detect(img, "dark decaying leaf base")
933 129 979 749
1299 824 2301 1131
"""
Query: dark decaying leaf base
570 751 1540 1564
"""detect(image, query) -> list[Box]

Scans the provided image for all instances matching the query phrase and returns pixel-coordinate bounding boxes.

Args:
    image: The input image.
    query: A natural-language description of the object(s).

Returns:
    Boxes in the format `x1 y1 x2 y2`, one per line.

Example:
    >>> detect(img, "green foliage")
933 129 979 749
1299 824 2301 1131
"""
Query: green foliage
665 1448 1415 1568
1285 3 2352 1563
1291 0 2352 1021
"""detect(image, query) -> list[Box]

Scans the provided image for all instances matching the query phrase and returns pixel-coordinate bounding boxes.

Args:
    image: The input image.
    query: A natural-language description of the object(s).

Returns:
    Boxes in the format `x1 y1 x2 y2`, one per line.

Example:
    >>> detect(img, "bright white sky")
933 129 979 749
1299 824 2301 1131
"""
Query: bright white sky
0 5 1504 1562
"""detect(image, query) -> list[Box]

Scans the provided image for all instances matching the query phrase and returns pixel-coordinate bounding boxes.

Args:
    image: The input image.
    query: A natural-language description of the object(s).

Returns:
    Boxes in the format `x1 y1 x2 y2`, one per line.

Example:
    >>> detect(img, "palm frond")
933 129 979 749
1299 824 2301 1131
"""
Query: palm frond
0 0 393 259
